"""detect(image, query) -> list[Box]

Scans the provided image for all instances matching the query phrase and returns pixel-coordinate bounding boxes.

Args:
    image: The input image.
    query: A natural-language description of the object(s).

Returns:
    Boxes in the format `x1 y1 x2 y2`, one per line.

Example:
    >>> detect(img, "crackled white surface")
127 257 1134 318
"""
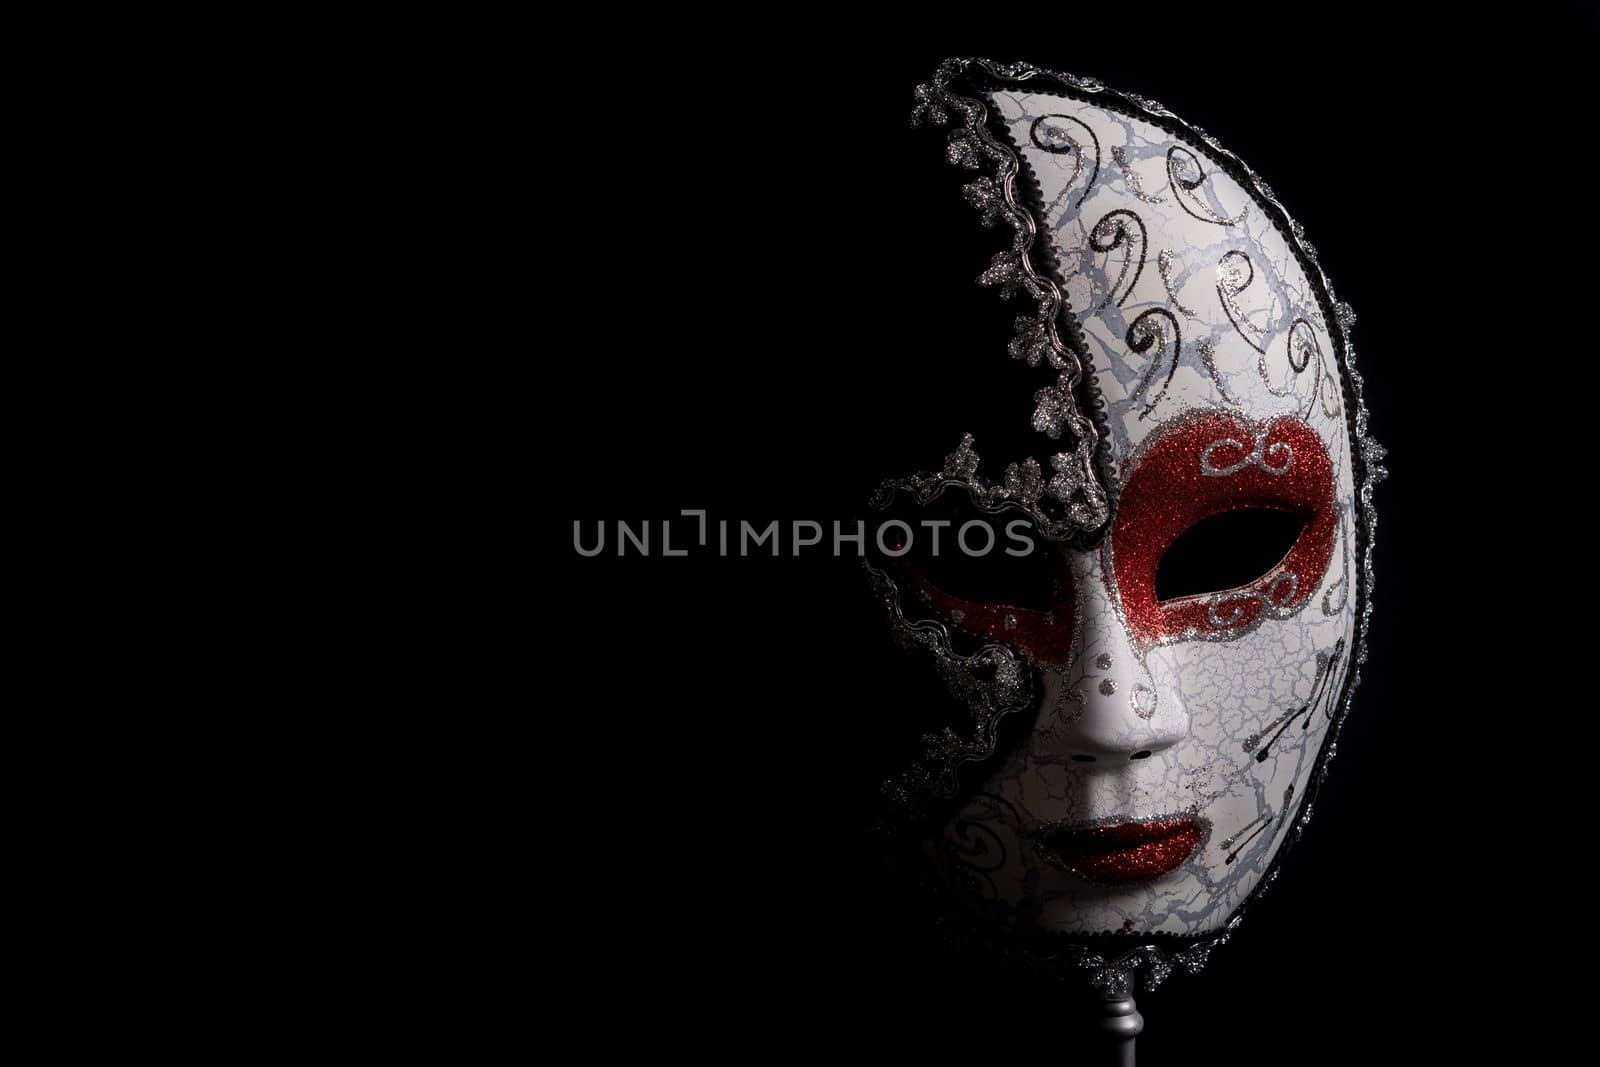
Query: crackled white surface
934 92 1358 936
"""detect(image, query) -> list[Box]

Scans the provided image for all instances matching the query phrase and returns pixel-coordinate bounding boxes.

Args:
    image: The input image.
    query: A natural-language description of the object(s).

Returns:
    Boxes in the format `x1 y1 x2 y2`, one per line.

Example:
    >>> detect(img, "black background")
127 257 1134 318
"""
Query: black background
527 11 1589 1063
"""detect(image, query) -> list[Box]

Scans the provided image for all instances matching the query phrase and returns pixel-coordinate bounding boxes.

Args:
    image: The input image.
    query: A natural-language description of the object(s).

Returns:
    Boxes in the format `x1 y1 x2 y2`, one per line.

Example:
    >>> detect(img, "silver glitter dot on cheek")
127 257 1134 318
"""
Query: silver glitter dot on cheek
1095 653 1113 670
1099 679 1118 696
1003 613 1017 631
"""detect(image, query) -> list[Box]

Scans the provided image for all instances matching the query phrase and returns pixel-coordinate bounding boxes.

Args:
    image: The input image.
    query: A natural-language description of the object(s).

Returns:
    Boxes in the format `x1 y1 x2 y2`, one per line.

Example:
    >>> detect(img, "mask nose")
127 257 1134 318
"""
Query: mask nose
1047 549 1190 762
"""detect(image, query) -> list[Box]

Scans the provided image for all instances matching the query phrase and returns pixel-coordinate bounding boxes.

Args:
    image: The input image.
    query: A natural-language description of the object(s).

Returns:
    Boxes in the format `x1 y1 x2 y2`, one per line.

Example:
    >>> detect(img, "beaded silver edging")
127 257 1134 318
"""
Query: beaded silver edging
873 57 1387 994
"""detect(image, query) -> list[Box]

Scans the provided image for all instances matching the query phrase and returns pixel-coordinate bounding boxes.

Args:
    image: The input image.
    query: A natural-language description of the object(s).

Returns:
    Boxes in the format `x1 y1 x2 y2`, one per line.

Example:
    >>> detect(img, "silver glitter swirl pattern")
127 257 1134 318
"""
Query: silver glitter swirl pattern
1199 431 1294 476
1158 248 1197 316
1112 145 1167 204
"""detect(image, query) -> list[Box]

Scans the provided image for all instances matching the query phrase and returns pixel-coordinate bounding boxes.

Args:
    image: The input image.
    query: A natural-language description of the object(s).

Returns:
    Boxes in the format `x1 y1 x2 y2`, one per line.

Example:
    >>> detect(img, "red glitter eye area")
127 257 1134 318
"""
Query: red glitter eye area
880 504 1076 666
895 554 1075 666
1110 413 1336 647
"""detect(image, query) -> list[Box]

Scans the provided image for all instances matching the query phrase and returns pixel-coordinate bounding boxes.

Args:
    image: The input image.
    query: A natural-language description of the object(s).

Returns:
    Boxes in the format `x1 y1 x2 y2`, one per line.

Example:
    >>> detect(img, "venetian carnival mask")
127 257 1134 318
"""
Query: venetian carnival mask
867 58 1384 987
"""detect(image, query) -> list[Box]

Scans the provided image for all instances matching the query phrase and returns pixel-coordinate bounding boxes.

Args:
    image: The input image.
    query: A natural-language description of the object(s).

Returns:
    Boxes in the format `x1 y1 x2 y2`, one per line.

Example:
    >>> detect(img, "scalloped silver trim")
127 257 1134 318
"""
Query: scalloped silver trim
910 64 1111 544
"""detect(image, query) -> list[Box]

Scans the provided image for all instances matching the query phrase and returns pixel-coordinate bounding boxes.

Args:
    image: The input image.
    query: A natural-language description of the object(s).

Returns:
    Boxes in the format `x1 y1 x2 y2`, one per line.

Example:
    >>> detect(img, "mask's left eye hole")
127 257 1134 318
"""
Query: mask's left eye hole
1155 508 1307 602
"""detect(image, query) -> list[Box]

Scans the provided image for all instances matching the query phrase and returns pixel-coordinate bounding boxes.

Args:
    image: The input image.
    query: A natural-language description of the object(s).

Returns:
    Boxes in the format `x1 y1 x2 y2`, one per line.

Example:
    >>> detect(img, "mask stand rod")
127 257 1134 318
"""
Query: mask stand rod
1098 981 1143 1067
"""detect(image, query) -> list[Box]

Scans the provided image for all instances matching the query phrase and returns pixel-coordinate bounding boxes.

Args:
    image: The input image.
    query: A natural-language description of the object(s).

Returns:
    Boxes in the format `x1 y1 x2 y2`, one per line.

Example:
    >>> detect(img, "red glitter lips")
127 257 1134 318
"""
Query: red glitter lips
1035 818 1205 885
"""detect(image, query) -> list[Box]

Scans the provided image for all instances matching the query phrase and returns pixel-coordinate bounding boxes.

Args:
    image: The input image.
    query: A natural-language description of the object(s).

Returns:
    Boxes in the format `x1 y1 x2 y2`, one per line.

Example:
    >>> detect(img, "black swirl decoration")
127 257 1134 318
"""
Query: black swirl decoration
1127 308 1182 417
1289 318 1343 418
949 818 1010 873
1217 250 1267 355
1286 317 1316 372
1029 113 1100 210
1088 209 1147 310
1266 317 1338 417
1219 249 1253 289
1167 145 1245 226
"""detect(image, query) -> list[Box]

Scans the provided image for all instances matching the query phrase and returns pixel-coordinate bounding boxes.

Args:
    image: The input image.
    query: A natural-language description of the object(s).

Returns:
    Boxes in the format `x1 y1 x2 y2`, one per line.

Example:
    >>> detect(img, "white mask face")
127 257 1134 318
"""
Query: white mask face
873 61 1381 959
